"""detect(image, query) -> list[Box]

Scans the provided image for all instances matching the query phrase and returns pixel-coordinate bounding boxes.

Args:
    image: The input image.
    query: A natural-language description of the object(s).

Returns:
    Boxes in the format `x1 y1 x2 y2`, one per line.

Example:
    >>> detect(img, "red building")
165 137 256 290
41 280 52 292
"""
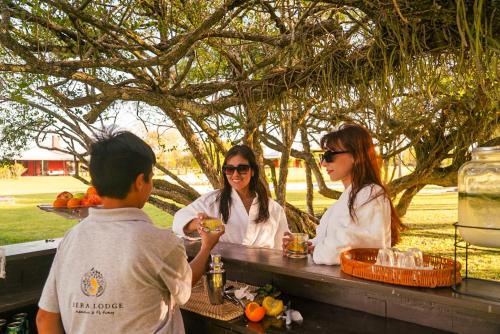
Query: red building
15 136 78 176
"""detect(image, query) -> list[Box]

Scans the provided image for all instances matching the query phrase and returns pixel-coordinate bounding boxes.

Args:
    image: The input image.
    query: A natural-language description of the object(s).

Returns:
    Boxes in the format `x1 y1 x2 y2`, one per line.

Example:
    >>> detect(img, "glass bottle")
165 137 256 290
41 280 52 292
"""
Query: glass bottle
458 146 500 248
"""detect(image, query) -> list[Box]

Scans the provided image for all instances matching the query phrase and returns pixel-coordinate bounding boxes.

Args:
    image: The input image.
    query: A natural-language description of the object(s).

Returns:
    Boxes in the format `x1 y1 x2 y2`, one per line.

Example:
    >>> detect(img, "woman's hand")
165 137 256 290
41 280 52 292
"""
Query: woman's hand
282 231 293 256
307 242 315 254
282 232 314 256
183 212 208 235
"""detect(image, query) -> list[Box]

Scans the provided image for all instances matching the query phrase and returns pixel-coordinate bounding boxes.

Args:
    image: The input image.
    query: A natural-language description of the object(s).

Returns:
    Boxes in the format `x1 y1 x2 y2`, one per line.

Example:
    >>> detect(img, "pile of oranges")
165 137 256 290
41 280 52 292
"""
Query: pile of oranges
52 186 102 208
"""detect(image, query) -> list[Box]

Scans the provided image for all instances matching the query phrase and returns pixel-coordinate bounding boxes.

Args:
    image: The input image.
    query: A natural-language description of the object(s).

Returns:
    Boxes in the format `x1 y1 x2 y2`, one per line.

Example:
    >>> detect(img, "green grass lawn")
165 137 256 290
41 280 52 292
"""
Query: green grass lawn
1 177 498 280
0 193 172 245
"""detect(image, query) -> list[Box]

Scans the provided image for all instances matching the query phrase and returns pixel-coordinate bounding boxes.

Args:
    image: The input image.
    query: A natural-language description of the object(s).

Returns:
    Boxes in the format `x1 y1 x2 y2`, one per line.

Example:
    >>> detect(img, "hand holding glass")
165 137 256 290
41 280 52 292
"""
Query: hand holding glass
201 218 224 233
286 233 309 259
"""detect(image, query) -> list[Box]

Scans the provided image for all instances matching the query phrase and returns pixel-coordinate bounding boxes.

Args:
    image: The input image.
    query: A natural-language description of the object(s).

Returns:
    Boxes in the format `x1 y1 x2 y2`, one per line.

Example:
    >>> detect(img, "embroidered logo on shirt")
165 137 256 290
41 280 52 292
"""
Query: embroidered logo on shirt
81 268 106 297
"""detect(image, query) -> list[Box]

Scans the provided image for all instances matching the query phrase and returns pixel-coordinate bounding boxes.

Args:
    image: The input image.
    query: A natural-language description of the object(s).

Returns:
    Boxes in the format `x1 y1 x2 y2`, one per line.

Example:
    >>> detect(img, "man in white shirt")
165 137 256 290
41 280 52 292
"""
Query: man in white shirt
37 131 223 334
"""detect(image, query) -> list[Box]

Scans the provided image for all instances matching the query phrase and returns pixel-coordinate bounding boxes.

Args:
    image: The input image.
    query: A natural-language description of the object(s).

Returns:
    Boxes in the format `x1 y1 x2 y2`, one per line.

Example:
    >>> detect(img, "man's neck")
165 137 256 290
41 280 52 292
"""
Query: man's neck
101 197 142 209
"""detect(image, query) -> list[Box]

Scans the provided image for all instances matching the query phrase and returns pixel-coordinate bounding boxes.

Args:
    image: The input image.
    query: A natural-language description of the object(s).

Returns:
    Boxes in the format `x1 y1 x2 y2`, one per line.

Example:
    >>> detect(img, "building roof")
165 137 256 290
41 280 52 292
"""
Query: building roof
15 147 76 161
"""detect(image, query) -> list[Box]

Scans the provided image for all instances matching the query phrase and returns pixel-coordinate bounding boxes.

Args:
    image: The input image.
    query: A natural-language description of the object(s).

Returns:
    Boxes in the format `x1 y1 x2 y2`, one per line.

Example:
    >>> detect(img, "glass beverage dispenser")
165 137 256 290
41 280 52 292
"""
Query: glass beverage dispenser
458 146 500 248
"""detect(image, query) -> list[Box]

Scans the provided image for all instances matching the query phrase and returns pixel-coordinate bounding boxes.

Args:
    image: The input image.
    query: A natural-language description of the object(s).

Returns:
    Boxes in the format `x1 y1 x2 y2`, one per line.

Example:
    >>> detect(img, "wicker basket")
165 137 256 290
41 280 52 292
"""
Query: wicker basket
340 248 462 288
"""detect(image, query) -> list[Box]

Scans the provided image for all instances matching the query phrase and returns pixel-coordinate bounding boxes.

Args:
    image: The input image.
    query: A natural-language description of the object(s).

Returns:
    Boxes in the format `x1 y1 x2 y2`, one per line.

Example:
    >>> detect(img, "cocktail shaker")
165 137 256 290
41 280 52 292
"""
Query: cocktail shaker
205 254 226 305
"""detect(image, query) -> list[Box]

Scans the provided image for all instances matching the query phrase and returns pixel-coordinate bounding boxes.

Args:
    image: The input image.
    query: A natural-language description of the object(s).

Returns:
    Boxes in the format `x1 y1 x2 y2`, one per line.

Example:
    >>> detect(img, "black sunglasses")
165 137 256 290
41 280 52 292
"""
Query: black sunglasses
222 164 251 175
319 150 350 163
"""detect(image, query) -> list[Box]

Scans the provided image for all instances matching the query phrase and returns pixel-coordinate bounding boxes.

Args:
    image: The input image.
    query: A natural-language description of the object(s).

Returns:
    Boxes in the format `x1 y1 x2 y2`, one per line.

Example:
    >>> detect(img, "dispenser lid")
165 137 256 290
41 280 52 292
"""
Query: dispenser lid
472 146 500 153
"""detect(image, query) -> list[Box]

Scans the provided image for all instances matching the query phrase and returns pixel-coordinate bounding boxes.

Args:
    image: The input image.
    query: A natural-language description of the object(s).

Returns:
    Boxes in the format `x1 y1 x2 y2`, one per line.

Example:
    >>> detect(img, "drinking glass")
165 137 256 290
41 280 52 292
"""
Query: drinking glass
286 233 309 259
401 251 416 269
376 248 394 267
408 248 424 268
393 250 404 268
202 218 223 232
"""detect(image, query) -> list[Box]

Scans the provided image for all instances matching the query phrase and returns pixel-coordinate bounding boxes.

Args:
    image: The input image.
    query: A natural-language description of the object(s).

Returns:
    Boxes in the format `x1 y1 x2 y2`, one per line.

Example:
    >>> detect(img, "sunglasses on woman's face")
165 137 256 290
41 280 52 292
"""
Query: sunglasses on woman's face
319 150 350 163
222 164 251 175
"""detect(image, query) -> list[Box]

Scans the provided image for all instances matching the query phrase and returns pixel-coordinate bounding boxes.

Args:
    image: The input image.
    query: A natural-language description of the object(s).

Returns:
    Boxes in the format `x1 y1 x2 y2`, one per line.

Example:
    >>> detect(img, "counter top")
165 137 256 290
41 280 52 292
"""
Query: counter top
183 240 500 313
2 238 499 333
3 239 61 261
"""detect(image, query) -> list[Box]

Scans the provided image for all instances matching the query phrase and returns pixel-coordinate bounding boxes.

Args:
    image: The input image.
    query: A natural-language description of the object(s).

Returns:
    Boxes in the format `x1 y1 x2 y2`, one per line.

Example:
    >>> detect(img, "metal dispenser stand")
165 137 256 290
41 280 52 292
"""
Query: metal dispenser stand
453 222 500 302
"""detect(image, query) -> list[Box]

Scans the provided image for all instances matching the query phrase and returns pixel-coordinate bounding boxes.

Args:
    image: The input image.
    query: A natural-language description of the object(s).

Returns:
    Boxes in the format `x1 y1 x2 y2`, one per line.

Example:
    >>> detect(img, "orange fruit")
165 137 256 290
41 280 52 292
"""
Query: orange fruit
245 302 266 322
67 198 82 208
87 194 102 205
56 191 73 201
80 198 91 207
86 186 98 197
53 198 68 208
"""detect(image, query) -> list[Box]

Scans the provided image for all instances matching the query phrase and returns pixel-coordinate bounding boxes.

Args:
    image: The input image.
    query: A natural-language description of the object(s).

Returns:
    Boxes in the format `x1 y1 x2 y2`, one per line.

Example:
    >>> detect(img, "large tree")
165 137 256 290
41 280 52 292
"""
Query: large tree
0 0 498 233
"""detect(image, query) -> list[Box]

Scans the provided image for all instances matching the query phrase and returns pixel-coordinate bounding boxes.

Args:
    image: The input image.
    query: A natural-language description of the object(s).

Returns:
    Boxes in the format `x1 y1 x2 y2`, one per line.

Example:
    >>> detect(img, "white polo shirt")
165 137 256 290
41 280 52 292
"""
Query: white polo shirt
39 207 192 334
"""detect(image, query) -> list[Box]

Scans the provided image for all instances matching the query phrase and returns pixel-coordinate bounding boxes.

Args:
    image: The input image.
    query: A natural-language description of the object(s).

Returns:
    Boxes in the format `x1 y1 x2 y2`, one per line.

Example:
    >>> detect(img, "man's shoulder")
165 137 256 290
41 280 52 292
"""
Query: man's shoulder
132 223 180 242
80 210 181 245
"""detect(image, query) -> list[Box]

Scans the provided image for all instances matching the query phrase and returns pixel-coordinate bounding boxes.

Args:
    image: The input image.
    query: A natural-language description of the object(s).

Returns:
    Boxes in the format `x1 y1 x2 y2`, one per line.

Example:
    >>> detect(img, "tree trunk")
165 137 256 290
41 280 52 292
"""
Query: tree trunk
300 126 314 216
264 158 279 197
163 105 222 188
284 202 318 237
395 184 425 217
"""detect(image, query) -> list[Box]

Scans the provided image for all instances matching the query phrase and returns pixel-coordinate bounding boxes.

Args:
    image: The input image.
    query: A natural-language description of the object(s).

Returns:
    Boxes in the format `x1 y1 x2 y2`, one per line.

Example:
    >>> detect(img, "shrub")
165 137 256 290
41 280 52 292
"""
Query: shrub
0 163 26 179
11 163 27 178
0 166 12 179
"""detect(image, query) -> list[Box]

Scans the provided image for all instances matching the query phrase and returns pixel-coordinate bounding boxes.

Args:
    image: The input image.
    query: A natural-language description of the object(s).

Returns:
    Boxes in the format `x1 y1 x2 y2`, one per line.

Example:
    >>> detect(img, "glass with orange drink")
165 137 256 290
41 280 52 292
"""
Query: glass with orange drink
286 233 309 258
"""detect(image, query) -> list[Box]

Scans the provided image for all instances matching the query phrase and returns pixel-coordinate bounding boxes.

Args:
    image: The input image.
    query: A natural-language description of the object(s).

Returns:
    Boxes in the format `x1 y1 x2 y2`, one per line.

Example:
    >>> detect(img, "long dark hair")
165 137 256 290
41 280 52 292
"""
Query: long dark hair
218 145 270 224
320 124 404 246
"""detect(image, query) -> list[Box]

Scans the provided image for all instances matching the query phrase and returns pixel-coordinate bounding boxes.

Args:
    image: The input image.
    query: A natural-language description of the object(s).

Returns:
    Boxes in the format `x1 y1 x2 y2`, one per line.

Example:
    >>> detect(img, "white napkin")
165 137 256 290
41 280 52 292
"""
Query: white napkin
278 308 303 326
0 247 5 279
234 285 255 301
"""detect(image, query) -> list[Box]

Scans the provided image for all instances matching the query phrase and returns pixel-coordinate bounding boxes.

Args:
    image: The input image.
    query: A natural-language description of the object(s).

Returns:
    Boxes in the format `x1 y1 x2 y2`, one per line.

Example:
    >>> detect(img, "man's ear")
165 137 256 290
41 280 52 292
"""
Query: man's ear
134 173 146 191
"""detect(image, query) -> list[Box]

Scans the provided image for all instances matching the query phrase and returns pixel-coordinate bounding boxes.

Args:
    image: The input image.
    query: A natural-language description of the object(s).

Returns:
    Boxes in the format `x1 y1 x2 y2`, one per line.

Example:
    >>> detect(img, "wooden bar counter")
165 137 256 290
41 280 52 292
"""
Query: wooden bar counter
1 238 499 333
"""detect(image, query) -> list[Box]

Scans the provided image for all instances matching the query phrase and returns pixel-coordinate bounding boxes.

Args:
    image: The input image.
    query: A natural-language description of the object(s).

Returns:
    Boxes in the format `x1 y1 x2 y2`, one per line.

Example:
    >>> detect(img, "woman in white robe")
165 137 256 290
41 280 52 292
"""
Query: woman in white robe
284 124 404 264
173 145 289 250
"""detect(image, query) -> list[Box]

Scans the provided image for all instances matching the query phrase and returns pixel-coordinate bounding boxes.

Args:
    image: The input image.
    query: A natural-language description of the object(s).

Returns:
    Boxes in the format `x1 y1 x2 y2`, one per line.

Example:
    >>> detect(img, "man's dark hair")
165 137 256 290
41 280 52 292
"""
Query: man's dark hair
89 130 156 199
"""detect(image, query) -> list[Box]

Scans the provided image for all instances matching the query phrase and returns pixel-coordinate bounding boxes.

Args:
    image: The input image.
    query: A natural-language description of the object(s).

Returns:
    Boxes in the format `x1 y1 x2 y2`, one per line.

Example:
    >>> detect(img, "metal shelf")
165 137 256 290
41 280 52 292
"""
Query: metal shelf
452 222 500 302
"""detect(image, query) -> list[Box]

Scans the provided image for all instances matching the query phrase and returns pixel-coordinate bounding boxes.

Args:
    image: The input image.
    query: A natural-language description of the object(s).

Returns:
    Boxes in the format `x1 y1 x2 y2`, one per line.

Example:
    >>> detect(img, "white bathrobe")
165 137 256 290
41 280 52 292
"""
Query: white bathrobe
311 184 391 265
172 188 289 249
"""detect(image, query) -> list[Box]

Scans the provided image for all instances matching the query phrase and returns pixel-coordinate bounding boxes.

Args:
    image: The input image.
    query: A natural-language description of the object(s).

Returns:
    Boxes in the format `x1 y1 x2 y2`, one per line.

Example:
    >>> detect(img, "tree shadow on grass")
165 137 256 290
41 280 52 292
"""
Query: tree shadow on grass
405 223 453 230
408 204 457 211
402 231 455 239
